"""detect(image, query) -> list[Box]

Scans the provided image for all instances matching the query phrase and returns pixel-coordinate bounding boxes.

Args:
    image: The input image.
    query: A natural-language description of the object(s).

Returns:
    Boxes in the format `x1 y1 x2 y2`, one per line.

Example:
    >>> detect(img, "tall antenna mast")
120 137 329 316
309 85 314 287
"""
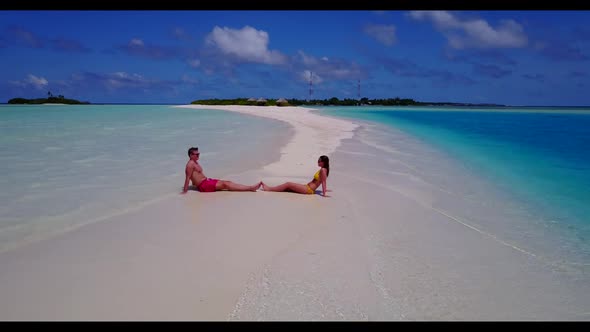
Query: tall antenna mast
309 72 313 101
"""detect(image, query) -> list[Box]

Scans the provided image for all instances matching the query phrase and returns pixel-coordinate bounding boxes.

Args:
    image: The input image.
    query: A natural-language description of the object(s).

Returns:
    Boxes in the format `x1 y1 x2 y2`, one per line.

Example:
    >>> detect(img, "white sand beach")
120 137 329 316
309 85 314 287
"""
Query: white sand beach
0 105 588 321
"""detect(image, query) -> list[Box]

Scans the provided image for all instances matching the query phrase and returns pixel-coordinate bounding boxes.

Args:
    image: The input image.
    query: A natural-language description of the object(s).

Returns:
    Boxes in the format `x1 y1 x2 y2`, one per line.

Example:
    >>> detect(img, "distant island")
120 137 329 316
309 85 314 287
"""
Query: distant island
191 97 505 107
8 92 90 105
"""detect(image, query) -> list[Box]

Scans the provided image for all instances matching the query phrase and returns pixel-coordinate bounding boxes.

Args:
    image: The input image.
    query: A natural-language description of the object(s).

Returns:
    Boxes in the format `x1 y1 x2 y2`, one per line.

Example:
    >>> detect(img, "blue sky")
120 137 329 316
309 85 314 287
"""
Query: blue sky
1 10 589 106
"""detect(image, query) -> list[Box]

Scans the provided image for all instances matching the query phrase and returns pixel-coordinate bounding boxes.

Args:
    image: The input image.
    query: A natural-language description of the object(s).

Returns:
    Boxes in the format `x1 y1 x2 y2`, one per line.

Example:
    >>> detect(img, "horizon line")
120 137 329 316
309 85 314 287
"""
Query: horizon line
3 102 590 108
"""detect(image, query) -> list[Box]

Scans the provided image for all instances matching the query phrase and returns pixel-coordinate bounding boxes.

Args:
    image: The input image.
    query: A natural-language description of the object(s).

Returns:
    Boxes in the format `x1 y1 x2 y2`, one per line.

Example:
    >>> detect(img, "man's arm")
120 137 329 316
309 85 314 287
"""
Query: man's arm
182 163 193 194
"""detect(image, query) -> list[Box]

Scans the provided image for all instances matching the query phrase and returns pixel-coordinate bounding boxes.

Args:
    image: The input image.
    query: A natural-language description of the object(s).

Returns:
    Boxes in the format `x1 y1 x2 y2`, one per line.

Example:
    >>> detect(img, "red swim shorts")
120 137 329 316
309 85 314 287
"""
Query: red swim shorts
197 178 219 193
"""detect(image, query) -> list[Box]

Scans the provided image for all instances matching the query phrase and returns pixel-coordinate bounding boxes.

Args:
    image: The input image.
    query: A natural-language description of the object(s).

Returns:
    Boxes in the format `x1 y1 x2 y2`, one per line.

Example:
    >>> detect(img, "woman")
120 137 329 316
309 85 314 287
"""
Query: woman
261 155 330 197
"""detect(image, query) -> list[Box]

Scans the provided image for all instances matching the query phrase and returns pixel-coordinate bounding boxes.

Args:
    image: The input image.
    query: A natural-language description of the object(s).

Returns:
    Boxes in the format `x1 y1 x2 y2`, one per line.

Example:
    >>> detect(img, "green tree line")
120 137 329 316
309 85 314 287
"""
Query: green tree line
191 97 504 107
8 92 90 105
191 97 421 106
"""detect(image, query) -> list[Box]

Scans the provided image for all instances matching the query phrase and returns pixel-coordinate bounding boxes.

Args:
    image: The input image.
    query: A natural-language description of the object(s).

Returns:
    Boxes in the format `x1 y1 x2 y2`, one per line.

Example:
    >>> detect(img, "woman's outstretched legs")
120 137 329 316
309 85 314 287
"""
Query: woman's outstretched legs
261 181 311 194
216 180 261 192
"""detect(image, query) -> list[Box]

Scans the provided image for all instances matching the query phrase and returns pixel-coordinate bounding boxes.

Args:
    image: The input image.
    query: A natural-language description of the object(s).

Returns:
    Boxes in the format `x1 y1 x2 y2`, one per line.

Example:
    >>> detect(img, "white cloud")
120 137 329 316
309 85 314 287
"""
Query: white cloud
300 70 323 84
120 39 177 60
408 11 460 29
181 74 199 84
25 71 193 97
205 25 287 65
408 11 527 49
294 51 366 83
100 72 155 90
298 50 319 65
188 59 201 68
26 74 49 89
329 69 357 79
173 28 185 36
129 38 144 47
172 27 192 41
364 24 397 46
9 74 49 89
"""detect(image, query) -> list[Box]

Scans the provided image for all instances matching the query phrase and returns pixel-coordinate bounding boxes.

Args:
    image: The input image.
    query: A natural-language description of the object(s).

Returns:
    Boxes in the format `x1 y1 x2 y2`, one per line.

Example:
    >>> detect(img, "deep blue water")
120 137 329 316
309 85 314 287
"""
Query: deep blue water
318 106 590 247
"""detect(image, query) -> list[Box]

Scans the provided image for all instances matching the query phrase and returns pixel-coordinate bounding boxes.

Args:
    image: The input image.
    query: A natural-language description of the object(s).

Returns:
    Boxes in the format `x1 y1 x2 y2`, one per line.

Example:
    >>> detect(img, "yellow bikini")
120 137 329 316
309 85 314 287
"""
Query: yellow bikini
306 170 321 194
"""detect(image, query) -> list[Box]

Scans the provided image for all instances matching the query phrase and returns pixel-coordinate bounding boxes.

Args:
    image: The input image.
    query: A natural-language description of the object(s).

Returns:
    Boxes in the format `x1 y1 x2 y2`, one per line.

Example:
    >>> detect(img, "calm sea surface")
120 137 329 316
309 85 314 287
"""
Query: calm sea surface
318 106 590 268
0 104 291 252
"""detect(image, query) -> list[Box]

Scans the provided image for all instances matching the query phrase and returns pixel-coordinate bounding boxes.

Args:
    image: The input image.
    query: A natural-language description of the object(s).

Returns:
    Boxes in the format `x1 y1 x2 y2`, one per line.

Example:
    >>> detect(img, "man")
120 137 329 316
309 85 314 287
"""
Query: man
182 147 261 194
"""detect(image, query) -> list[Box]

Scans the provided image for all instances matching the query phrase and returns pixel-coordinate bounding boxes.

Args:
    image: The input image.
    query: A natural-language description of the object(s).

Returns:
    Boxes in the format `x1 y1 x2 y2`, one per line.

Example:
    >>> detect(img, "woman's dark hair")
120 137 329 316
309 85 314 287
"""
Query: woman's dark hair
188 147 198 157
319 155 330 177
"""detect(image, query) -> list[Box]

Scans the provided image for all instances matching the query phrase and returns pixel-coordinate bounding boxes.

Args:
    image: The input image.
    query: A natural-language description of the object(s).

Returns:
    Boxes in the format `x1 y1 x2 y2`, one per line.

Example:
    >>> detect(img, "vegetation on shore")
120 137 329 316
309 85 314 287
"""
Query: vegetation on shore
191 97 504 107
8 91 90 105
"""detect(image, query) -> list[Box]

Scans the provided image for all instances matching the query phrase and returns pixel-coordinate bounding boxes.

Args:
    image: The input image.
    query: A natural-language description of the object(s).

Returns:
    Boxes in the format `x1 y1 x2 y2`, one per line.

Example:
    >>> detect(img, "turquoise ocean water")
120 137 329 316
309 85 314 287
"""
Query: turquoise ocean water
0 105 291 252
317 106 590 269
2 104 590 272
